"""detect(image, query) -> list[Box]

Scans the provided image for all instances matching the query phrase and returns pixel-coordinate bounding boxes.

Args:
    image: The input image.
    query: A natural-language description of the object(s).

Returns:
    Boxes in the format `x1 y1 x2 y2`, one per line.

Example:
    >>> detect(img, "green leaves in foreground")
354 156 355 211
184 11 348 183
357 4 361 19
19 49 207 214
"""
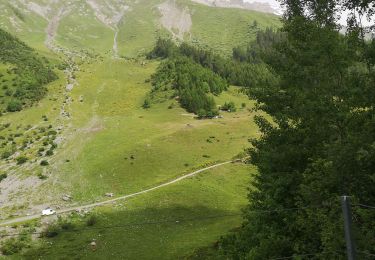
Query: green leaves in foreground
219 2 375 259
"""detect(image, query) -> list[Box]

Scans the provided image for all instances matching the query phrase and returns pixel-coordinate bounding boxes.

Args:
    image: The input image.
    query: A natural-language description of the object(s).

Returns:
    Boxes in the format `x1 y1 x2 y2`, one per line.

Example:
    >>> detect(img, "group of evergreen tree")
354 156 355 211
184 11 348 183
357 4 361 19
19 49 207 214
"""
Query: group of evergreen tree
233 27 285 63
0 28 57 112
150 56 227 117
147 34 283 117
148 37 276 90
217 0 375 259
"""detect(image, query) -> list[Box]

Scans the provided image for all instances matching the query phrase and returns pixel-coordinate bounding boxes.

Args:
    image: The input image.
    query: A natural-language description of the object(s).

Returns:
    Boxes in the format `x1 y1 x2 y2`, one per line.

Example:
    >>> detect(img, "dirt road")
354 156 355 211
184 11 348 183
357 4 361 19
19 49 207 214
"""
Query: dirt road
0 160 234 226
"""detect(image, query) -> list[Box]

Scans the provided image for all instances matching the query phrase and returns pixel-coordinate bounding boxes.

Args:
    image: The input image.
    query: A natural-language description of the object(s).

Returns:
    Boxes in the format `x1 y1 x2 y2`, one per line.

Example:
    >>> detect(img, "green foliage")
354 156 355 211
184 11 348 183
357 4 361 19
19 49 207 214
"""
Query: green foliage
42 224 60 238
6 99 22 112
0 28 57 111
40 160 49 166
147 38 178 59
0 236 31 255
16 156 28 165
142 99 151 109
149 38 276 90
150 56 226 116
2 150 12 159
233 28 284 63
60 220 75 231
86 215 98 226
219 2 375 259
221 101 236 112
0 173 7 182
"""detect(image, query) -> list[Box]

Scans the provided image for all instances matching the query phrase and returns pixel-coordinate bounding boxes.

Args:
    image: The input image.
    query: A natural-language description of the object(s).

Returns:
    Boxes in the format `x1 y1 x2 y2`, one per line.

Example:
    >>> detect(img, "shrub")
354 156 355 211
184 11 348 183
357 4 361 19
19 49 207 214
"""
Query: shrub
41 224 60 238
45 150 53 156
48 130 57 136
86 215 98 226
6 99 22 112
0 237 28 255
197 109 207 119
0 173 7 182
221 101 236 112
142 99 151 109
2 151 12 159
40 160 49 166
60 221 75 230
16 156 28 165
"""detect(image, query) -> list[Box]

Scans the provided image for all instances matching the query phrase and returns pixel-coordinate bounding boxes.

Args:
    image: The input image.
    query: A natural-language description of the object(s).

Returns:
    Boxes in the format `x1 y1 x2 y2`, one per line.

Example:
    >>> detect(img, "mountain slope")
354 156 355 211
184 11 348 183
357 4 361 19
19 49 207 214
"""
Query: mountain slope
0 0 280 56
0 28 57 112
0 1 279 258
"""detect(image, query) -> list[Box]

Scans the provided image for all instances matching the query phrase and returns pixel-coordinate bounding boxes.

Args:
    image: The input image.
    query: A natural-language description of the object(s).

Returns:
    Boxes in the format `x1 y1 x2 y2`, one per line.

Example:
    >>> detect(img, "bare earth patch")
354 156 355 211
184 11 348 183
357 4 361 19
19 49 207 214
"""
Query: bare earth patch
158 0 192 40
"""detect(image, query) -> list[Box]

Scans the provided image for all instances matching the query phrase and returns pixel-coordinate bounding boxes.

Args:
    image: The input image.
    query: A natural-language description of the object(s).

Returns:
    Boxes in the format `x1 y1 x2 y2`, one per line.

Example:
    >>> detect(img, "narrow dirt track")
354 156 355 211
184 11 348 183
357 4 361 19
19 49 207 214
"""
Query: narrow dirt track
0 160 235 226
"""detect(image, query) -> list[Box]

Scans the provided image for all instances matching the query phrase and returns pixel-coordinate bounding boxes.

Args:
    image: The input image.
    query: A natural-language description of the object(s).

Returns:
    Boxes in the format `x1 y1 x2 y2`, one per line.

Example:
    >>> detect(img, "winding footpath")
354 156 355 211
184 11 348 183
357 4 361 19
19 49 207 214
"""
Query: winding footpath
0 160 236 226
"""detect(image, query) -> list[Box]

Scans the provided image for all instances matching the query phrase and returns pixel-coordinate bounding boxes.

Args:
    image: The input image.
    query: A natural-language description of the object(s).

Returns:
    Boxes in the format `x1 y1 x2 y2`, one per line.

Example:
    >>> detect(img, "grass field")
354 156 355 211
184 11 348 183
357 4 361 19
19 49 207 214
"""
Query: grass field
22 163 255 259
35 59 259 203
0 57 259 258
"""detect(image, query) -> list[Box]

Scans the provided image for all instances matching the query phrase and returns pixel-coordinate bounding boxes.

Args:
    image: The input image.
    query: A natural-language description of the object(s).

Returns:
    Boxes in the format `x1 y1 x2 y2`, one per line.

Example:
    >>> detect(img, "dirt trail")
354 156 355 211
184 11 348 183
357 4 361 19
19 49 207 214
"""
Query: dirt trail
0 161 234 226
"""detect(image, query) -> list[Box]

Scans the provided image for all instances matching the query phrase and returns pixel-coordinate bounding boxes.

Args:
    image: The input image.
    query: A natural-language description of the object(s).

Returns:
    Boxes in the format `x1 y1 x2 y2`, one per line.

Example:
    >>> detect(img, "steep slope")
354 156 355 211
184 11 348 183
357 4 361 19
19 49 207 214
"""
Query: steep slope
191 0 281 15
0 28 57 112
0 0 280 57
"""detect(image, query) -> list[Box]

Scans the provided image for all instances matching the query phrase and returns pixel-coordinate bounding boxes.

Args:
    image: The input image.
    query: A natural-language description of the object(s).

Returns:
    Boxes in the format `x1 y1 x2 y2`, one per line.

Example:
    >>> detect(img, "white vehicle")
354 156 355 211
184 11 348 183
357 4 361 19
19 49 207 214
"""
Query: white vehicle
42 208 56 216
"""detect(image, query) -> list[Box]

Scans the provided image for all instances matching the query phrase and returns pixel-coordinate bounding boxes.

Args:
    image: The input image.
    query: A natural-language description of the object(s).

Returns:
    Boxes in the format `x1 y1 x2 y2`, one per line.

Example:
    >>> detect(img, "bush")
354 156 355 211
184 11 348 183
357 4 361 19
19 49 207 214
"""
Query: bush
45 150 53 156
6 99 22 112
0 173 7 182
197 109 207 119
0 237 28 255
16 156 28 165
86 215 98 226
40 160 49 166
2 151 12 159
41 224 60 238
60 221 75 230
142 99 151 109
221 101 236 112
38 173 48 180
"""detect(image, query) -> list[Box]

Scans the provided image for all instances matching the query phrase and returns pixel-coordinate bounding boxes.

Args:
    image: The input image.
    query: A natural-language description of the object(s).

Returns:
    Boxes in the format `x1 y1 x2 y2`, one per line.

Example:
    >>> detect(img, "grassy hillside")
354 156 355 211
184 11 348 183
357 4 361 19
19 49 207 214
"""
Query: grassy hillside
0 28 57 112
20 164 255 259
0 0 280 58
185 0 280 55
0 1 279 258
117 0 280 57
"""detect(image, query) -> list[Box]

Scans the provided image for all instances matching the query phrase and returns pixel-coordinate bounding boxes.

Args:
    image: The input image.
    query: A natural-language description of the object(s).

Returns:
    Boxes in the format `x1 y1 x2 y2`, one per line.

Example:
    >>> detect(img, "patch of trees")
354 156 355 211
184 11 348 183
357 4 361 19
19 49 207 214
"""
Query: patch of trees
220 101 236 112
217 0 375 259
233 27 284 63
0 28 57 112
150 56 227 117
148 37 277 90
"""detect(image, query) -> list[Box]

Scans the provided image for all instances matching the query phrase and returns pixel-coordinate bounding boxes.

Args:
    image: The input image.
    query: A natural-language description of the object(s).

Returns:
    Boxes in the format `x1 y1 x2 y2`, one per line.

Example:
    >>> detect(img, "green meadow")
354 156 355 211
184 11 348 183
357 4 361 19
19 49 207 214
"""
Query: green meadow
24 163 255 259
0 0 279 257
